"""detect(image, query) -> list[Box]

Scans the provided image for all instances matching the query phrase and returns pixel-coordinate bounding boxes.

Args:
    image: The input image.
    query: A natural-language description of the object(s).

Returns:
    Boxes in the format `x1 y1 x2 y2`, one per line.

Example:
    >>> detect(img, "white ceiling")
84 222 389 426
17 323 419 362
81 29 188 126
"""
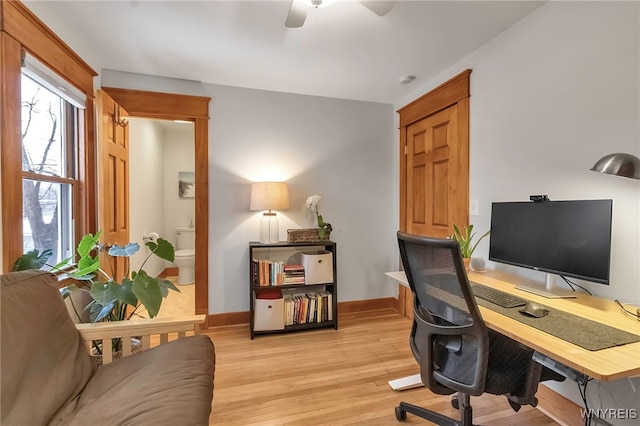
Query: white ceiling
24 0 545 104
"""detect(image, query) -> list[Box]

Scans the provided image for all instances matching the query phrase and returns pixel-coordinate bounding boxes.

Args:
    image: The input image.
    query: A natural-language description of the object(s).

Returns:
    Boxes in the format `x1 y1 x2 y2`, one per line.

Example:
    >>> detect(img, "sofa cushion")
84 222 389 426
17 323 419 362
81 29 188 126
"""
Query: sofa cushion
54 335 215 425
1 270 96 425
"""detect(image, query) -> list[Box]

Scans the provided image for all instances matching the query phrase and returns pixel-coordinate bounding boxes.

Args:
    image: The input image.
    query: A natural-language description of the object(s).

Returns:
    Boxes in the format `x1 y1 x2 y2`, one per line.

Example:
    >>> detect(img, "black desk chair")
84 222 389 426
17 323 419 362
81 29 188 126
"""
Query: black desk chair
395 232 563 425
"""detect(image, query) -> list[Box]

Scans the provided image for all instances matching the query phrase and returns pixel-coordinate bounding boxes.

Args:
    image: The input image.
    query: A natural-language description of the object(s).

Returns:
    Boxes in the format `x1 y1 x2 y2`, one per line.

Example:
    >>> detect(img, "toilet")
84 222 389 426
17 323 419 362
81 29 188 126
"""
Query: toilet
174 227 196 285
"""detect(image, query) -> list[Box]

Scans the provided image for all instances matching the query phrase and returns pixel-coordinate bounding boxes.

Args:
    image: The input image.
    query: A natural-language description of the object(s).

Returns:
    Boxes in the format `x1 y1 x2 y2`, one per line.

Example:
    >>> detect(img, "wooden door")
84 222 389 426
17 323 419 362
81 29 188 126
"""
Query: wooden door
398 70 471 319
406 104 466 238
399 70 470 238
97 90 130 281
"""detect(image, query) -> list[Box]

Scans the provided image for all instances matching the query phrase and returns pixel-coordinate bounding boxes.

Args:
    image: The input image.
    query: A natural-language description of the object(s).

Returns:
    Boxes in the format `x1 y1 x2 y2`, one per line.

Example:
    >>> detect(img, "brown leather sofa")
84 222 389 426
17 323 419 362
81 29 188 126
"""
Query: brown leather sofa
1 270 215 425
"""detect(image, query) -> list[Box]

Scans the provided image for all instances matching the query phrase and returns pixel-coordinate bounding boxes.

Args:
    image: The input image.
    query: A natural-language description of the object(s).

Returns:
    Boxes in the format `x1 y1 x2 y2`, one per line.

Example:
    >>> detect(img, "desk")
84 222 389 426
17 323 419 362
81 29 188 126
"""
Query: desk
385 270 640 390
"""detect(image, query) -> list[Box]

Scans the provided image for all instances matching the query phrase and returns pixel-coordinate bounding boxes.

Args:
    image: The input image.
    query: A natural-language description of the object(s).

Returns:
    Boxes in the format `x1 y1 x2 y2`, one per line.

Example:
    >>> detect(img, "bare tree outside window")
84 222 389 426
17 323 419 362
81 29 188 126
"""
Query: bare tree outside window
21 74 74 264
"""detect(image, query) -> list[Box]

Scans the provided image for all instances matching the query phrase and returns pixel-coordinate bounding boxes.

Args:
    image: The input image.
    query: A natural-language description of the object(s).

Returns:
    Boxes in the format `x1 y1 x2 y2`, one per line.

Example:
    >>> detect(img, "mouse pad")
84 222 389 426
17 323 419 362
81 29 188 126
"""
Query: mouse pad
476 298 640 351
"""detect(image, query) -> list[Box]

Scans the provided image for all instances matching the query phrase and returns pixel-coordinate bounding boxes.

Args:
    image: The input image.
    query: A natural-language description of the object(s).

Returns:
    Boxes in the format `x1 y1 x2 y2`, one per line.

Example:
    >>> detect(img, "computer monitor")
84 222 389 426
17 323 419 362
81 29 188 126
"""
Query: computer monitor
488 199 613 298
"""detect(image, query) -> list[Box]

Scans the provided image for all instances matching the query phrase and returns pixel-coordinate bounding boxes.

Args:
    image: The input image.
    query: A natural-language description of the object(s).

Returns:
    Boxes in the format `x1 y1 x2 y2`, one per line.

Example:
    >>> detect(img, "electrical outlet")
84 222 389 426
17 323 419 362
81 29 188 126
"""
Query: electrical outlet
470 199 479 216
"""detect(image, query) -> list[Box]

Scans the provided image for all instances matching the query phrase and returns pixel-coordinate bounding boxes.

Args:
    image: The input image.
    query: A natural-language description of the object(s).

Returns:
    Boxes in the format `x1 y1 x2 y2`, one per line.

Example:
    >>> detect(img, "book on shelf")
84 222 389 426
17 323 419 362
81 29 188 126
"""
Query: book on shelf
283 294 294 326
318 290 332 321
281 290 333 325
252 259 286 286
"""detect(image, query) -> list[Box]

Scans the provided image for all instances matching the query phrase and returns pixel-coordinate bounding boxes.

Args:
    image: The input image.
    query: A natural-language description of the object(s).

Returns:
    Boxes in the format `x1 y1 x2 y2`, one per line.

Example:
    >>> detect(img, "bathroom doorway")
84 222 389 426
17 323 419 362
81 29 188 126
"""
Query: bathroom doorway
102 87 210 327
128 117 196 317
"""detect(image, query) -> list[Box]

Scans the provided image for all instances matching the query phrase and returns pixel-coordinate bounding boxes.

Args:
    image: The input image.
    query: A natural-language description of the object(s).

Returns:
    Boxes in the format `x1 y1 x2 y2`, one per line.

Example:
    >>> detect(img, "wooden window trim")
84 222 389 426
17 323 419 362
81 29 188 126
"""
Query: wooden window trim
1 0 97 271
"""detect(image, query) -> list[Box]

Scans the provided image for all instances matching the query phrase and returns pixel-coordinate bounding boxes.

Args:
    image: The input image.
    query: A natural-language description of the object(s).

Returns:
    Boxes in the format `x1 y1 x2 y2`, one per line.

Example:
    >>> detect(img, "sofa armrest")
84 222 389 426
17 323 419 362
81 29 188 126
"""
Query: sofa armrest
75 315 205 364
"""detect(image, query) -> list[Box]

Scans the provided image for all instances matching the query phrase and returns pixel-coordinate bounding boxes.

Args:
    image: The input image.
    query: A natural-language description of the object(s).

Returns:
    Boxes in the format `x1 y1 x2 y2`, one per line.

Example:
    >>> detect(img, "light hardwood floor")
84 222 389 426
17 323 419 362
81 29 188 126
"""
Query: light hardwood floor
204 309 559 425
137 276 195 318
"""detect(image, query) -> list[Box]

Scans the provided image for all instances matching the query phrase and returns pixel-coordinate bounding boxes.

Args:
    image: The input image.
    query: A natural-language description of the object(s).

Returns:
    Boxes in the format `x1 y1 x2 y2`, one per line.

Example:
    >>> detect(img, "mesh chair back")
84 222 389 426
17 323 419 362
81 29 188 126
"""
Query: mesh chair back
397 231 489 396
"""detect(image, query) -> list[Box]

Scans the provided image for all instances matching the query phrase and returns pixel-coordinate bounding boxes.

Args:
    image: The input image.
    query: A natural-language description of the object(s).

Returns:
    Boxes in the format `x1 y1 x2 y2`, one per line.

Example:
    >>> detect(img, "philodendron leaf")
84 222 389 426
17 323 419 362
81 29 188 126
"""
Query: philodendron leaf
59 284 79 299
71 254 100 279
118 278 139 306
13 249 54 271
91 301 115 323
90 281 120 306
109 242 140 257
146 238 175 262
132 270 162 318
77 231 100 258
157 278 180 298
50 256 73 272
158 278 180 292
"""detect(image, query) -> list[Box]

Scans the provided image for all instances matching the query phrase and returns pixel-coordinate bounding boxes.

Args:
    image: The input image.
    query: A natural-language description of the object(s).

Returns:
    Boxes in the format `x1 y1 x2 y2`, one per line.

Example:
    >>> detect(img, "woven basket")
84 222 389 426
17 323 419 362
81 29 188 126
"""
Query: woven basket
287 228 331 243
91 337 142 366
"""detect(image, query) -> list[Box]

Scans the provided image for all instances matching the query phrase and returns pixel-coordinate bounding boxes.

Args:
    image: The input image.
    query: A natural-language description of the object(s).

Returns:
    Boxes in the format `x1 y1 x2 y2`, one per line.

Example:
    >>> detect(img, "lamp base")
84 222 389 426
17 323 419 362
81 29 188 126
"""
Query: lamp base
260 212 279 244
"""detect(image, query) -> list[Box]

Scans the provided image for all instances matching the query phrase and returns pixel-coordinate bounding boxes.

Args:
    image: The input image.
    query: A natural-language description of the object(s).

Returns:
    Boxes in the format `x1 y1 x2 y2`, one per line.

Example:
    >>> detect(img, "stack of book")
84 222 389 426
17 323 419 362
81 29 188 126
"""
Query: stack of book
283 291 333 325
282 264 305 285
252 261 307 286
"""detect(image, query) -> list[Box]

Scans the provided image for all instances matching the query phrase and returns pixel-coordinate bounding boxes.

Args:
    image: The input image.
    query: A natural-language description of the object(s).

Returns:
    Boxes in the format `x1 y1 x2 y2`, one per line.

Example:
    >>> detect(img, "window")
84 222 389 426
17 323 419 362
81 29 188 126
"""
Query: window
1 1 97 272
20 58 83 264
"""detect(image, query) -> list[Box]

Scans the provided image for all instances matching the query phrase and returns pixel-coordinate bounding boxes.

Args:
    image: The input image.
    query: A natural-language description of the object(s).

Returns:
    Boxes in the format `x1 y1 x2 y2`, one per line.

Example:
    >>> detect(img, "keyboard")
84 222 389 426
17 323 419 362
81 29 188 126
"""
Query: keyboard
471 284 527 308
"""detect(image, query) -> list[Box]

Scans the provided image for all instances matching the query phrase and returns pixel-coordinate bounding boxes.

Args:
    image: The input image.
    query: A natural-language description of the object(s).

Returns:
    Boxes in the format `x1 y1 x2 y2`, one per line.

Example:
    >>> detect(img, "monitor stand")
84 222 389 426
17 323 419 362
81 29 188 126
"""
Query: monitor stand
515 273 577 299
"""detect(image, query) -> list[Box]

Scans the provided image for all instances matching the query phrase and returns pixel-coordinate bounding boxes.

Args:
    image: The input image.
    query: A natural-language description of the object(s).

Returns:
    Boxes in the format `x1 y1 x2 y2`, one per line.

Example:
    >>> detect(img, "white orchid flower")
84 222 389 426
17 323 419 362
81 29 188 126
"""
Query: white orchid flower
305 195 321 210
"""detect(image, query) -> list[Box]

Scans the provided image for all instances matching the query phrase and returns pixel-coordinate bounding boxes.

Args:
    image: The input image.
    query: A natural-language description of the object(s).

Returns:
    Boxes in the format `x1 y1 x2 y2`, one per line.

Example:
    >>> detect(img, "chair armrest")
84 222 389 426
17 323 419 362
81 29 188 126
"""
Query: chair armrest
75 315 206 364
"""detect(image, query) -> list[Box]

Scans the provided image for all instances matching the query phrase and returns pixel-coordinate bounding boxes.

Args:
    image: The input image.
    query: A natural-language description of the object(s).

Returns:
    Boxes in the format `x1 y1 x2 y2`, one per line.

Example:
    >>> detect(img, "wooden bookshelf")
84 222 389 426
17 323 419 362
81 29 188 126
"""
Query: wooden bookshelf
249 241 338 339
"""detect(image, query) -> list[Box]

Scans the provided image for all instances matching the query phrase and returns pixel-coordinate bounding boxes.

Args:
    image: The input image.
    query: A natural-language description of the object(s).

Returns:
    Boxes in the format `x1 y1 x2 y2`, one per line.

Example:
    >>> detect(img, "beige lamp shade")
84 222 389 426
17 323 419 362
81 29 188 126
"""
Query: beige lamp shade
250 182 290 211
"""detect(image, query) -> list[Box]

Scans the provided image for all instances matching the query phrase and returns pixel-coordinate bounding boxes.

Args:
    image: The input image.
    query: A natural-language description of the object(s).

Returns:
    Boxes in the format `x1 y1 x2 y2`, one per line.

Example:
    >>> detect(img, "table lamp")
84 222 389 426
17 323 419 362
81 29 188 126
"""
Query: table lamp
250 182 290 243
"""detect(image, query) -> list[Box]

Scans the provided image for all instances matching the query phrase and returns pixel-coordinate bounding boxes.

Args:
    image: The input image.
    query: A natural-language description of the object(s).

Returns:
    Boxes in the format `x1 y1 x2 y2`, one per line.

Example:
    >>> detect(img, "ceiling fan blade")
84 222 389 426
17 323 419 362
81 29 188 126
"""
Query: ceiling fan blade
360 0 395 17
285 0 308 28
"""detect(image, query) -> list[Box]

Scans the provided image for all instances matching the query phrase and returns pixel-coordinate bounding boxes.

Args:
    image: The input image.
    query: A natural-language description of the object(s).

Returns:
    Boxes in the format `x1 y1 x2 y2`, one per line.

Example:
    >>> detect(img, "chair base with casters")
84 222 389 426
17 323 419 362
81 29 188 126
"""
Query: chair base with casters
395 392 473 426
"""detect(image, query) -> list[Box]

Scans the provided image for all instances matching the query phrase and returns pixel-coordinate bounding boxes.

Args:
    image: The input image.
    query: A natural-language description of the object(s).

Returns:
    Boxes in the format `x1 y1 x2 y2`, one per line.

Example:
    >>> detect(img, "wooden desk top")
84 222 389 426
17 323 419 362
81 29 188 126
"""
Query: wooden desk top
467 270 640 382
386 269 640 382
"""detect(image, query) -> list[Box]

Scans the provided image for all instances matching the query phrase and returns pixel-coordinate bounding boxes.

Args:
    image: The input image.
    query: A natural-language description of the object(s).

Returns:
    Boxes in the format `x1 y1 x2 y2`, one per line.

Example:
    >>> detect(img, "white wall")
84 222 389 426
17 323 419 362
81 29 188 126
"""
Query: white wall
161 124 195 246
102 70 398 315
129 119 195 275
396 2 640 423
128 118 165 277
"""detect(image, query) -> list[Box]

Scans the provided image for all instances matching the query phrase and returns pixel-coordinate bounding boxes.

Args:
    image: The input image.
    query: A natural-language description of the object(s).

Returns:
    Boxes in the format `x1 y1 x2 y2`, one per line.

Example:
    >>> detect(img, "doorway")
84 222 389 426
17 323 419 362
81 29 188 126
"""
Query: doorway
397 69 471 318
102 87 211 328
129 117 195 317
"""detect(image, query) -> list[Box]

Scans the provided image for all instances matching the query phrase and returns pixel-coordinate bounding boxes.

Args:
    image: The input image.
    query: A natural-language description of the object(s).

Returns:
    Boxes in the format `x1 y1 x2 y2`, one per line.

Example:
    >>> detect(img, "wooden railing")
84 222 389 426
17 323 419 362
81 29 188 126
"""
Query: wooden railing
75 315 205 364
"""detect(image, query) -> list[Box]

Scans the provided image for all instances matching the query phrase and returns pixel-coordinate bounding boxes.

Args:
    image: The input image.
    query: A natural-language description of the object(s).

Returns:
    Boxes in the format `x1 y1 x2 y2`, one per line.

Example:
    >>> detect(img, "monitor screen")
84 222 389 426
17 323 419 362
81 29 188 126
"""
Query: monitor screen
488 199 613 284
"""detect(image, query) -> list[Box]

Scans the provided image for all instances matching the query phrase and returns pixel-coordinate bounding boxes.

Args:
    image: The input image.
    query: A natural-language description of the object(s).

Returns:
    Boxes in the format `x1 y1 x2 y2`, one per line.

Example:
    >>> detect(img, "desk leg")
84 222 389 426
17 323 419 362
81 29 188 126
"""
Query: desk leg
388 374 424 391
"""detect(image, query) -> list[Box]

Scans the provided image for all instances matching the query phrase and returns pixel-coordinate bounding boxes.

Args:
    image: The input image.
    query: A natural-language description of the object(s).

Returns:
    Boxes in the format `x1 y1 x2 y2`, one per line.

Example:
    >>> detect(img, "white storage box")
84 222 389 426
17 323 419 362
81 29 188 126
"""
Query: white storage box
299 250 334 285
254 297 285 331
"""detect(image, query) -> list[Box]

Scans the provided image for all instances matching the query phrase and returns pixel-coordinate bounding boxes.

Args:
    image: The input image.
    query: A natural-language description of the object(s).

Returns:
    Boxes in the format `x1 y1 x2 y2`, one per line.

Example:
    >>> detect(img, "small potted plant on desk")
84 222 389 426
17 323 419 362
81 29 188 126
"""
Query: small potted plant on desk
450 224 490 271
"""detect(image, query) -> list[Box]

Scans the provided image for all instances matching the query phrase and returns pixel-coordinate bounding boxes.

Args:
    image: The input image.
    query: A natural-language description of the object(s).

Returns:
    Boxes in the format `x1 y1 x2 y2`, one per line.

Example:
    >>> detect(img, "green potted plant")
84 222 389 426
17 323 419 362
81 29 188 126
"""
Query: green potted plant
20 231 180 357
450 224 490 270
59 231 179 323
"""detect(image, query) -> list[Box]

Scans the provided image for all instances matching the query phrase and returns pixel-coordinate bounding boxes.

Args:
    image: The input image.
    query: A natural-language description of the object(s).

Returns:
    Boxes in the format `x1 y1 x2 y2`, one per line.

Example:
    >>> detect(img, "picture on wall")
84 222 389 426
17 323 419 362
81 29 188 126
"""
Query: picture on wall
178 172 195 198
